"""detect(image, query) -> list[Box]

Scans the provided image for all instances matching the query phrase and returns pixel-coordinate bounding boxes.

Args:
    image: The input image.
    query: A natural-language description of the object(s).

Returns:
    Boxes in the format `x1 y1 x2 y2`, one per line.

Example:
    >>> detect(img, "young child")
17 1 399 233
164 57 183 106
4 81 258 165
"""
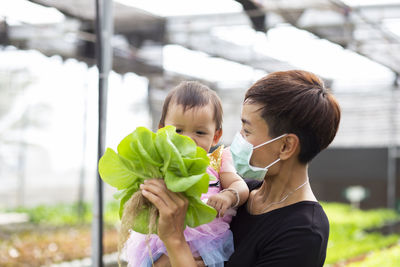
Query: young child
124 81 249 267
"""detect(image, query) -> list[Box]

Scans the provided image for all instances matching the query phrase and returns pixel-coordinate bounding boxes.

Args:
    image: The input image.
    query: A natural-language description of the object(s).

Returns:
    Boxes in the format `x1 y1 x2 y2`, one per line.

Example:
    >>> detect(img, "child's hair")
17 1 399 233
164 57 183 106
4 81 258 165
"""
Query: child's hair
159 81 223 130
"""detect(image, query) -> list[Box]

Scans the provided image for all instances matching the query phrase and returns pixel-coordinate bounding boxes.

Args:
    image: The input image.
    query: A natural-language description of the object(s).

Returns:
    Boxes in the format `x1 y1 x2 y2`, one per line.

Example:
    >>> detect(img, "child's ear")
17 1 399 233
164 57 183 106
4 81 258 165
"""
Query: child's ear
212 128 223 146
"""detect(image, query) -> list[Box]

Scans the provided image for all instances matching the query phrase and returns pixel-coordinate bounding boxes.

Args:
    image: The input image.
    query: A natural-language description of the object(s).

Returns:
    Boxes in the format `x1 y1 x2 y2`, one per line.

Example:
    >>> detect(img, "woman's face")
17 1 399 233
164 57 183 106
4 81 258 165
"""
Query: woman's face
240 102 282 168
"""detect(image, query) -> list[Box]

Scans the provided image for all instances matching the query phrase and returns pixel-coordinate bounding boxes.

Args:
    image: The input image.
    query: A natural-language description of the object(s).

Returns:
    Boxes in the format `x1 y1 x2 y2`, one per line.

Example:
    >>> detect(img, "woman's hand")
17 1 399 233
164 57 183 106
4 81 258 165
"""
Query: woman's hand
141 179 197 267
140 179 188 242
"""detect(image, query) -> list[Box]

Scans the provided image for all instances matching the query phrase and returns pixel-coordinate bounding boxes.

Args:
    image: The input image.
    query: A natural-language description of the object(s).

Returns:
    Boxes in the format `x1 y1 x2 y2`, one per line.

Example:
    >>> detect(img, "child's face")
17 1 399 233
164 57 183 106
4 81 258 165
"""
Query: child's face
163 103 222 152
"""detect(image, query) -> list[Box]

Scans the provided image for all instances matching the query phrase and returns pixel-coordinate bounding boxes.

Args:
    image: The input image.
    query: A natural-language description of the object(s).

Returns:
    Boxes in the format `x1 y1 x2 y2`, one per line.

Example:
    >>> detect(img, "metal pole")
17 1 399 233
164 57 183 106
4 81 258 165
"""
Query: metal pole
387 76 398 210
92 0 113 266
388 146 396 209
17 111 27 207
92 0 104 264
77 80 88 221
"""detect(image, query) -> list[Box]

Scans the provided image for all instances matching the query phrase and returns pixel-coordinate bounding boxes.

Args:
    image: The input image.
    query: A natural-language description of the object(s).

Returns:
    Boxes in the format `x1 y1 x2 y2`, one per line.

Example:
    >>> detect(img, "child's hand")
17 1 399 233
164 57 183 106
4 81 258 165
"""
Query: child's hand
207 191 236 217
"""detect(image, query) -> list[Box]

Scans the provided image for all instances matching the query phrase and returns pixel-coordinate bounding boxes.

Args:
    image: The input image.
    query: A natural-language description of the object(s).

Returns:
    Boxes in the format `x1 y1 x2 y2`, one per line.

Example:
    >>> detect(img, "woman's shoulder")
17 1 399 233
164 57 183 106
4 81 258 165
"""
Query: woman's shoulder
236 200 329 234
244 179 263 191
276 201 328 221
256 202 329 246
276 201 329 238
229 201 329 267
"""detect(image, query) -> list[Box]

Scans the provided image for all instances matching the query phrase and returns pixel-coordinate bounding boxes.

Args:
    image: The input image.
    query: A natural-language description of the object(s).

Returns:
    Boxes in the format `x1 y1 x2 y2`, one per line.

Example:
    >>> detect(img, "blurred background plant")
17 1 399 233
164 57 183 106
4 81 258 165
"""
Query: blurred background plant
1 0 400 266
322 202 400 266
1 201 399 266
0 202 120 267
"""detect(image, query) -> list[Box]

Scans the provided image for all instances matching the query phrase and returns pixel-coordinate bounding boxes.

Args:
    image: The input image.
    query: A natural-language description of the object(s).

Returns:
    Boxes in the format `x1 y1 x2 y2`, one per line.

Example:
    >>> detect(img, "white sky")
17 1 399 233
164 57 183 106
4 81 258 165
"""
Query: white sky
163 44 265 88
1 0 399 206
204 25 395 91
0 0 64 25
115 0 242 17
1 0 397 90
383 18 400 37
341 0 400 7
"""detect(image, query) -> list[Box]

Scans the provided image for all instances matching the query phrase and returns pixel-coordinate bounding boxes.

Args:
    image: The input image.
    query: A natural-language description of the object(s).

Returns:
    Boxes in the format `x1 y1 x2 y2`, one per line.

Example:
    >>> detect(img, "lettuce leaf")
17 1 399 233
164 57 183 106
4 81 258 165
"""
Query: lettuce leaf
98 126 217 234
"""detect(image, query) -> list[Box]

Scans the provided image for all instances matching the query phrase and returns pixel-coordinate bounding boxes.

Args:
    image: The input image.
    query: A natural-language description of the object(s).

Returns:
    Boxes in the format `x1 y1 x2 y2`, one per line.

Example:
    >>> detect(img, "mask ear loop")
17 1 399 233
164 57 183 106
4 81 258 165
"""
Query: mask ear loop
250 134 286 171
248 157 281 171
265 158 281 169
253 133 288 150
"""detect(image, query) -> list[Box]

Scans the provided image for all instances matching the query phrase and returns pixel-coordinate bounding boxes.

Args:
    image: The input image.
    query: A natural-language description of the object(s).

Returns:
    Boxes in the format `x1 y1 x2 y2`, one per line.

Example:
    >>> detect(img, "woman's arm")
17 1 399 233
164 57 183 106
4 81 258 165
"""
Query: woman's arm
140 179 197 267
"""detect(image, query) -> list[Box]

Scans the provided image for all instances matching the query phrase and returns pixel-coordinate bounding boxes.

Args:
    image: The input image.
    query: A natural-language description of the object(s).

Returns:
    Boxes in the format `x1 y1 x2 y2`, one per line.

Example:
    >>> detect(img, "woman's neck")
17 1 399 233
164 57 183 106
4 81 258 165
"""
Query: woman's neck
261 164 308 198
250 162 315 214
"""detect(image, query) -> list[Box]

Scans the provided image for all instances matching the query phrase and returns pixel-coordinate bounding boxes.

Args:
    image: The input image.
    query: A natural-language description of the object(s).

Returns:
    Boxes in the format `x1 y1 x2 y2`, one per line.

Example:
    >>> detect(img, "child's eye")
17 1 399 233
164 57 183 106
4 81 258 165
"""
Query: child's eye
196 131 206 135
176 129 182 133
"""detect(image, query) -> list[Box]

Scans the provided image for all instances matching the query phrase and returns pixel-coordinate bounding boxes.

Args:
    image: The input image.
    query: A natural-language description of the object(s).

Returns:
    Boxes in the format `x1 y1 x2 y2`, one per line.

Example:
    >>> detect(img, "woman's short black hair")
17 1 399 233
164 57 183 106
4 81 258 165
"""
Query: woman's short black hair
245 70 341 163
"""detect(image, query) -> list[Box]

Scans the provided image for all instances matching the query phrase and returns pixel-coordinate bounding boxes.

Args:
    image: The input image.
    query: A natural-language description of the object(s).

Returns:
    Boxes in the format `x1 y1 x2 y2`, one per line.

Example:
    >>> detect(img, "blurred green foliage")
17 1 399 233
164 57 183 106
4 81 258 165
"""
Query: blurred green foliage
6 201 120 226
346 244 400 267
322 202 400 265
3 201 400 265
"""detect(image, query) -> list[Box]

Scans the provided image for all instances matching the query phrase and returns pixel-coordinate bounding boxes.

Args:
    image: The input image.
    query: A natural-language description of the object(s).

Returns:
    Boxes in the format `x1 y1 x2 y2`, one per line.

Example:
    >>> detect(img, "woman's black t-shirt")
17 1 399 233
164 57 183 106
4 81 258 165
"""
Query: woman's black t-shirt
226 180 329 267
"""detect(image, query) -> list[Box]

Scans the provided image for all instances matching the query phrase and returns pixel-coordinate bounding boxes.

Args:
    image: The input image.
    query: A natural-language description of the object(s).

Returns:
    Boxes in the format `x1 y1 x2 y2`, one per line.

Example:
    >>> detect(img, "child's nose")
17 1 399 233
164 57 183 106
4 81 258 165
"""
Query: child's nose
185 133 196 142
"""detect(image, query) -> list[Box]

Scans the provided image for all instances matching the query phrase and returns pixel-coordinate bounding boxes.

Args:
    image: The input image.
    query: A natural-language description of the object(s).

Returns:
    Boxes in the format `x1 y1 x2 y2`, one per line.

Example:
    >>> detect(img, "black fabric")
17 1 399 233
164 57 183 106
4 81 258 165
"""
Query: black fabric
226 180 329 267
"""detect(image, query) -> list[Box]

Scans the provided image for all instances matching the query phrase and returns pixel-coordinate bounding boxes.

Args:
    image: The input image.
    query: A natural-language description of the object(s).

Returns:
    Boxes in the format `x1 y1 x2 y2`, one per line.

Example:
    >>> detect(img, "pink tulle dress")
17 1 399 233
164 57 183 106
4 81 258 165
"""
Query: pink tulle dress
124 147 237 267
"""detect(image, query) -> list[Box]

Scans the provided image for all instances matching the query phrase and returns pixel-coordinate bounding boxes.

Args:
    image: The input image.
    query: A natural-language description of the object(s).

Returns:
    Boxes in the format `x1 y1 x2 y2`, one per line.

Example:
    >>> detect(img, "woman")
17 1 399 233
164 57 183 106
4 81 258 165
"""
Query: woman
140 70 341 267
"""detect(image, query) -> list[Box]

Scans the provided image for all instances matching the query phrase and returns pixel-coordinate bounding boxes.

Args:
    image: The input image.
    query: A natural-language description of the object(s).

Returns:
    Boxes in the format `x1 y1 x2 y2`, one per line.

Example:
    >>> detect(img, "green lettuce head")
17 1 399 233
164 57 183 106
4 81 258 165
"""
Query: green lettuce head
98 126 217 234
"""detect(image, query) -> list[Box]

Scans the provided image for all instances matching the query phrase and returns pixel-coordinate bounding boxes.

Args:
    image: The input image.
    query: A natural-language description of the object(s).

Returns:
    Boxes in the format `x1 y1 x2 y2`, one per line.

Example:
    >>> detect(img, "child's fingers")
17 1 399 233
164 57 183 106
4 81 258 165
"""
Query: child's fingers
219 205 228 217
215 200 223 213
220 201 231 217
207 198 216 209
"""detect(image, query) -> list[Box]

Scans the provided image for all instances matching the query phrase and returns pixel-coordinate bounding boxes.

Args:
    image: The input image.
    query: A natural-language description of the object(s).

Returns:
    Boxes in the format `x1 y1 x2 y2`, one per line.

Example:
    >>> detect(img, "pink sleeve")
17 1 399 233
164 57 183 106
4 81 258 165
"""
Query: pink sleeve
220 147 237 173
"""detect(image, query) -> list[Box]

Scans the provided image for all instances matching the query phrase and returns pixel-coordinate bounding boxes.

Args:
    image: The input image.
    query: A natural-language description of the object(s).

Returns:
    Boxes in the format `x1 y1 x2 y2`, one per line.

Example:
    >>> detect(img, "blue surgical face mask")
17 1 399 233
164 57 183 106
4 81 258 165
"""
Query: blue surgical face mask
230 132 287 180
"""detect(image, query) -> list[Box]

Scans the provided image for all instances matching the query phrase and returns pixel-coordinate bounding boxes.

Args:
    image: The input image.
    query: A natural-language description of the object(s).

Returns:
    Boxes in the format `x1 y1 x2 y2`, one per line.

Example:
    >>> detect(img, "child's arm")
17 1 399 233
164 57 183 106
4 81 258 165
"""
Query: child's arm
220 172 249 207
207 172 249 217
207 147 249 217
